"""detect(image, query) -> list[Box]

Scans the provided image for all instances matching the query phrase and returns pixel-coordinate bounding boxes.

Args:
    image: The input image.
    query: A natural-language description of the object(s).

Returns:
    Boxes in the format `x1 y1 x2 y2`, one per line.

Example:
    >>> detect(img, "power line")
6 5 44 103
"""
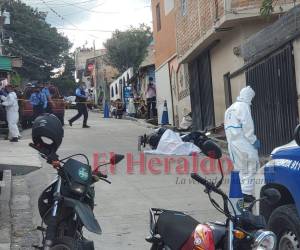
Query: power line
10 46 48 64
38 0 99 39
58 0 118 14
28 0 98 7
56 27 112 32
7 29 70 47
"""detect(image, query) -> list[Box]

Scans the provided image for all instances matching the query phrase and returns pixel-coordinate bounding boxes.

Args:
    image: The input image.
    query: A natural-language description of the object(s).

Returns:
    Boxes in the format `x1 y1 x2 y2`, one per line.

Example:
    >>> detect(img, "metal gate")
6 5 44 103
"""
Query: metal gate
246 44 299 155
189 50 215 130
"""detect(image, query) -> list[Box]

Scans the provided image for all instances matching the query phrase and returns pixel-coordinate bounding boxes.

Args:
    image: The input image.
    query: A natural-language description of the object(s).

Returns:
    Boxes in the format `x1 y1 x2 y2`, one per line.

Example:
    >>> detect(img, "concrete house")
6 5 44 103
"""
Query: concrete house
230 4 300 154
175 0 300 132
151 0 191 126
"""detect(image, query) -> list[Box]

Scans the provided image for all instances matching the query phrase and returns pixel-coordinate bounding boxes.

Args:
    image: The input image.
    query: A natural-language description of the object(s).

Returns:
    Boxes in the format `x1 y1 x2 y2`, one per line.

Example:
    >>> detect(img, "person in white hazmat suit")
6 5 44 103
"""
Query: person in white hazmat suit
1 85 20 142
224 86 260 203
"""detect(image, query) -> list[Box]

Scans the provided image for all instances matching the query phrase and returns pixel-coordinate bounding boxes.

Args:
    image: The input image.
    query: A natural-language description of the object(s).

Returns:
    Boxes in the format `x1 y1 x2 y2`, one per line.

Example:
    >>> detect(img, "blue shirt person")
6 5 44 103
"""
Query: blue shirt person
69 84 90 128
0 88 7 97
75 86 87 101
29 87 47 120
30 91 47 109
42 83 53 113
42 87 51 99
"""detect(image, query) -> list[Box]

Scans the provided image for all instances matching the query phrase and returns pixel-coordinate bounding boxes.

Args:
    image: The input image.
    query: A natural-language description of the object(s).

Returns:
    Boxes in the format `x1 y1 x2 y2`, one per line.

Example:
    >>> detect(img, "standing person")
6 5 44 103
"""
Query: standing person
68 83 90 128
1 85 20 142
30 86 47 121
128 94 136 117
42 82 54 113
224 86 260 203
145 77 157 119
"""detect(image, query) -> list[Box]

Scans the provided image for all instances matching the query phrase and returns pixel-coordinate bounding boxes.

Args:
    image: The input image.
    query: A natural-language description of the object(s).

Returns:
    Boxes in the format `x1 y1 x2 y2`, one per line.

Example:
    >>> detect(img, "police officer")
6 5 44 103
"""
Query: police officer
30 86 47 121
68 83 90 128
42 82 53 113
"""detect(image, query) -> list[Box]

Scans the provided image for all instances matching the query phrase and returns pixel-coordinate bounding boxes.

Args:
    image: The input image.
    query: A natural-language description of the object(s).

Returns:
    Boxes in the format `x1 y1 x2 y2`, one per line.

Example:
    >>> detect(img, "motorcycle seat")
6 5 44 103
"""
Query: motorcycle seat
156 210 199 250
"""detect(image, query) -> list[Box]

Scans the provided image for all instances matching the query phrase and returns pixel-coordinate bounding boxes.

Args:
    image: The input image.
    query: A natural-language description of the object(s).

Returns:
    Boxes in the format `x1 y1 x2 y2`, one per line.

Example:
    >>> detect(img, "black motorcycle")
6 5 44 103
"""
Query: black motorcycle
146 139 281 250
30 143 124 250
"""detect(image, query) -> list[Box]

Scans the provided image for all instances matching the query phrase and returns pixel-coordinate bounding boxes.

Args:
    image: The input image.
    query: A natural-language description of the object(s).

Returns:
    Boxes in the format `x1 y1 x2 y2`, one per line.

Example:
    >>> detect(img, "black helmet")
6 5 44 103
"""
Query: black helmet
32 114 64 155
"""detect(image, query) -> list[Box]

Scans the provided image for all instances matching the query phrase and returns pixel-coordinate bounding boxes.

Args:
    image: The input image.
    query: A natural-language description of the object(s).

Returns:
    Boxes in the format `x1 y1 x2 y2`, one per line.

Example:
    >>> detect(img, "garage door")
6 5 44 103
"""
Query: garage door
189 50 215 131
246 44 299 155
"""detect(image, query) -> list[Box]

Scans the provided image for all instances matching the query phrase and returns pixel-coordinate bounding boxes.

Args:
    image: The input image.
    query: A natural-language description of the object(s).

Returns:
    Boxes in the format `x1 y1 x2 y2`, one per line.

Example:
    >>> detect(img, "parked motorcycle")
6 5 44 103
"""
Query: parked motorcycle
30 114 125 250
146 139 281 250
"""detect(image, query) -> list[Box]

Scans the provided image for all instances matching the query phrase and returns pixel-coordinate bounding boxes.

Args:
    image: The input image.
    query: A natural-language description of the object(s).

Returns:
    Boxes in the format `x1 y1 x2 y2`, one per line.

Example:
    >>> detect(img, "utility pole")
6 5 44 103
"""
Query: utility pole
93 40 99 106
0 8 12 56
0 13 5 55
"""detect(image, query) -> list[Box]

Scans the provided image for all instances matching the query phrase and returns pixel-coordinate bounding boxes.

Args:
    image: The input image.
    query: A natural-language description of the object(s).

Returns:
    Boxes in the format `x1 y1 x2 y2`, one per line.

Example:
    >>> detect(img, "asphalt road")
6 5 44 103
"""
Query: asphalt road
26 110 226 250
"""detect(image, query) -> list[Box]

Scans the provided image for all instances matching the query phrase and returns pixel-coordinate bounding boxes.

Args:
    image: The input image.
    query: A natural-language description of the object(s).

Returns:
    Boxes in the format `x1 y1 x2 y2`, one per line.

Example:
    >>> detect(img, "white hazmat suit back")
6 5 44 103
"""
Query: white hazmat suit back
224 86 259 195
1 91 20 139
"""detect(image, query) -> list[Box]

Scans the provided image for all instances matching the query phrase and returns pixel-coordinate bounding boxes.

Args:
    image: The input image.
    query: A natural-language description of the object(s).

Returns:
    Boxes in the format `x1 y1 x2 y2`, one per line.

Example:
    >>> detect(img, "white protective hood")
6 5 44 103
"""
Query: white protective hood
237 86 255 105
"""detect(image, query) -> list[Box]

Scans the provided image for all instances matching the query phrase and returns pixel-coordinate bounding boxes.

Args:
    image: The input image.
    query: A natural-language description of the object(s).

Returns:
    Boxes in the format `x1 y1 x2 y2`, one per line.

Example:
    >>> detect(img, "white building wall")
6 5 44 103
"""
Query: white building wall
109 68 134 101
156 63 174 125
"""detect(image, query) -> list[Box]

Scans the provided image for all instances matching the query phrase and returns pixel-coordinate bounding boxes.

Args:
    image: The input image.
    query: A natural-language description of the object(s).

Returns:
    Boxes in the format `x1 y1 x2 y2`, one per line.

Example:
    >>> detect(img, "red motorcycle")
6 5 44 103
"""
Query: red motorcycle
146 140 280 250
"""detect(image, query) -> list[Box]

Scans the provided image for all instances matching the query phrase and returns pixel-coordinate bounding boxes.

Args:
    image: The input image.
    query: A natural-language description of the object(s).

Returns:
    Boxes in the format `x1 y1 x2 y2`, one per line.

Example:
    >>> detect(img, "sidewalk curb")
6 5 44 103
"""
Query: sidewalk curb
123 116 158 129
0 170 12 250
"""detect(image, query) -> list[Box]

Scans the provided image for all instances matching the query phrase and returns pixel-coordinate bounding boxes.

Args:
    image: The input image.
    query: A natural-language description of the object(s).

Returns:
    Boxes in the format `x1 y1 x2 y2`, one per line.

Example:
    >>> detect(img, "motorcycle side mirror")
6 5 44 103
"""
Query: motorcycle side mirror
201 140 222 159
294 124 300 146
262 188 281 205
110 154 125 165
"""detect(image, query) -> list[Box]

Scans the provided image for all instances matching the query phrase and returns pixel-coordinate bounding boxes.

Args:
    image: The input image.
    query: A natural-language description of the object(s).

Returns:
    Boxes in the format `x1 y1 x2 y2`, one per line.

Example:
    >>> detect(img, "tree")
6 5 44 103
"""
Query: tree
52 55 77 96
104 24 152 72
3 0 72 81
260 0 297 16
260 0 274 16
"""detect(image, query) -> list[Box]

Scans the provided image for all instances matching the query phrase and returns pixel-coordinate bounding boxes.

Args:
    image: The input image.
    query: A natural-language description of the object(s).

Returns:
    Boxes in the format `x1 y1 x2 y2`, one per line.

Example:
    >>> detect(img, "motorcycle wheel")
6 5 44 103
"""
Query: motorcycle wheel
49 237 80 250
268 204 300 250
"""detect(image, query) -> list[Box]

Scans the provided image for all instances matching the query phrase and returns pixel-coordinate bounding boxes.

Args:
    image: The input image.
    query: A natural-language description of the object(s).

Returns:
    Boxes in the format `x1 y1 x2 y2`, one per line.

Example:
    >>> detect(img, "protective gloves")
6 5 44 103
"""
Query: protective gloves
253 139 261 150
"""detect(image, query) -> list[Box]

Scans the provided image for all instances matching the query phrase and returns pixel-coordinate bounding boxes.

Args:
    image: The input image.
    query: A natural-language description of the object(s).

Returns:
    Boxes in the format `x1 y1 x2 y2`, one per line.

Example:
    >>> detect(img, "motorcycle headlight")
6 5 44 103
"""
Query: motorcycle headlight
70 183 86 195
252 230 277 250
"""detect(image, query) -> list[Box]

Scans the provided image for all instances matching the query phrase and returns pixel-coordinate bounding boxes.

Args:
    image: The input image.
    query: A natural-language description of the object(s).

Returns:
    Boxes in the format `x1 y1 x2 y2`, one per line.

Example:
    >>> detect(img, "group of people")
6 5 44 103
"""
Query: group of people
0 82 53 143
109 77 157 120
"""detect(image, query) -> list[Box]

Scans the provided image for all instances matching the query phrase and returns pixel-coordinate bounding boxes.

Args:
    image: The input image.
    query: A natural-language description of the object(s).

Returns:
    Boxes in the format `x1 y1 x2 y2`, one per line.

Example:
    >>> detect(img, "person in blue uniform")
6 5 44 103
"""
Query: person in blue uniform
68 83 90 128
42 82 53 113
30 86 47 121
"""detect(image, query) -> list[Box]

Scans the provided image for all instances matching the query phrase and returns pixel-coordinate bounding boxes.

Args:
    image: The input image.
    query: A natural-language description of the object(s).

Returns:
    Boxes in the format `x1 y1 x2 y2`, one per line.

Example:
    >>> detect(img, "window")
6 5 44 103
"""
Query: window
156 3 161 31
181 0 187 16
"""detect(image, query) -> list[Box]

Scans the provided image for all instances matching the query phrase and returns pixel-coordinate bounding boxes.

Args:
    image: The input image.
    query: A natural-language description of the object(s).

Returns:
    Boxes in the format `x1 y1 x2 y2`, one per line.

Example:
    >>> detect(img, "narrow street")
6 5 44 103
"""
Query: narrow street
0 1 299 249
25 110 225 250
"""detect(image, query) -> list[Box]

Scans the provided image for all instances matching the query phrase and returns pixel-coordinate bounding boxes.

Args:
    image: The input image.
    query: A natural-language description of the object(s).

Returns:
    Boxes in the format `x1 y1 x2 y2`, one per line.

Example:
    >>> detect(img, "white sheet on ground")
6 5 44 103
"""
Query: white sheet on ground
145 129 201 155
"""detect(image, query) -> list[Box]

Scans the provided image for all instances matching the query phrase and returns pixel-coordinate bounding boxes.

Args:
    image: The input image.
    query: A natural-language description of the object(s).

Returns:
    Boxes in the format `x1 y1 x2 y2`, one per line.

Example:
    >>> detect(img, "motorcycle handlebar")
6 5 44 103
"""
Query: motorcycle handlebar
191 173 227 198
97 172 108 179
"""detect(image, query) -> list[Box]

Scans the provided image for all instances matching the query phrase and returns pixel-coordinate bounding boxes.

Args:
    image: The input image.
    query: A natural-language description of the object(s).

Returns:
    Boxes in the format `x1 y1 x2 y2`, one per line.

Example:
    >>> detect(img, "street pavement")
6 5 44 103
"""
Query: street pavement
25 110 226 250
